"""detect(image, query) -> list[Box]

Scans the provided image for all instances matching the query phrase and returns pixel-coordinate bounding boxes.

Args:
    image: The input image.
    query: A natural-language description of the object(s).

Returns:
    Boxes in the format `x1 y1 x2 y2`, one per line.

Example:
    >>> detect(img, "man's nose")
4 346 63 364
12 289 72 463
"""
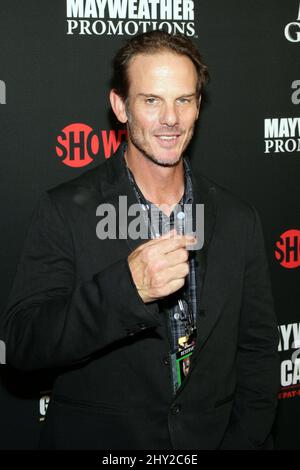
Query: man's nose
159 102 179 127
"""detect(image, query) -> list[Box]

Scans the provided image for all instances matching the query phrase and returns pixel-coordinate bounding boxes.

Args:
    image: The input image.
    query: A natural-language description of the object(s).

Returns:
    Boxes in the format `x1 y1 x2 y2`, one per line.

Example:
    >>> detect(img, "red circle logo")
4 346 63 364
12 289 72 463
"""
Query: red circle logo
56 123 99 167
275 229 300 268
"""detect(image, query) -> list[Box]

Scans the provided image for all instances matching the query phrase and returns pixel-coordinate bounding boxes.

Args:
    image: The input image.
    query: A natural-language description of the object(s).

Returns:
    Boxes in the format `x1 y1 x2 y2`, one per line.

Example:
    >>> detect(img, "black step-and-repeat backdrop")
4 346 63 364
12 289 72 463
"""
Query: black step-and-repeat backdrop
0 0 299 450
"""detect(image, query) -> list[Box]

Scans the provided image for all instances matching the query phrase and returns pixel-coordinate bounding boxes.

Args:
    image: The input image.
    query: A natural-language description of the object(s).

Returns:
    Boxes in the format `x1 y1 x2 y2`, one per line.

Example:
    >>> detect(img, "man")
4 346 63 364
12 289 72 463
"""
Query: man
1 30 279 450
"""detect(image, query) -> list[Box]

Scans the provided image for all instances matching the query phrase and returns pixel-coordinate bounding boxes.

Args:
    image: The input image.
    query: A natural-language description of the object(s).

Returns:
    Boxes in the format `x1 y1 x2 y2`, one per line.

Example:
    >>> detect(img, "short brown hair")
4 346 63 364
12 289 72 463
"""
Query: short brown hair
111 30 209 101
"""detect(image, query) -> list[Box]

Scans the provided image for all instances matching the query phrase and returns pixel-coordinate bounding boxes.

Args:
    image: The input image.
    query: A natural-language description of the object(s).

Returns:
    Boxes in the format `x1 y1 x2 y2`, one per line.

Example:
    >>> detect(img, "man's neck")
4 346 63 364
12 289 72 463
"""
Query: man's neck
124 145 185 211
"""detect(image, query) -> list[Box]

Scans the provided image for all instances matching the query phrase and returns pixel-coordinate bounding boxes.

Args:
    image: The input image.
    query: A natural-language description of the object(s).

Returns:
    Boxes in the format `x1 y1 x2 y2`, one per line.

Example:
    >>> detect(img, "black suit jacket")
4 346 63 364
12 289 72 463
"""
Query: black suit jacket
1 144 280 449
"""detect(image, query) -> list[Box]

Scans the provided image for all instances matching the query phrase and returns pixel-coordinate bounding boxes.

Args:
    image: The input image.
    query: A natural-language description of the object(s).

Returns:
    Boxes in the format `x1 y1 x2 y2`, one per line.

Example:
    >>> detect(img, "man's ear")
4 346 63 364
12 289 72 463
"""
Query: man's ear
109 89 128 124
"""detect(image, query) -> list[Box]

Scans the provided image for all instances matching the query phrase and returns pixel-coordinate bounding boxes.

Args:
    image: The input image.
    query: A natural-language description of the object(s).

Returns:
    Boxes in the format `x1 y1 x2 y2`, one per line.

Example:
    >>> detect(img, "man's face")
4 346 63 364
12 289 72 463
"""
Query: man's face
124 51 200 167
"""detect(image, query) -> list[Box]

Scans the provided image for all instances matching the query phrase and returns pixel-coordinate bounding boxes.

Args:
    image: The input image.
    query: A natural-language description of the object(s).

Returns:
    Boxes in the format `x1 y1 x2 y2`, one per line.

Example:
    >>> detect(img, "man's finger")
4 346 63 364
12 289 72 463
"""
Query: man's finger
155 234 196 255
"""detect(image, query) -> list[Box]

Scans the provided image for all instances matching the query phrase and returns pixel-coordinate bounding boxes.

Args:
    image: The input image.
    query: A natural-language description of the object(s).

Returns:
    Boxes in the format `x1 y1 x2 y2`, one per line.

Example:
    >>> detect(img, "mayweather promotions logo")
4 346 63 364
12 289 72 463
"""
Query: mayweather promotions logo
264 117 300 154
275 229 300 269
66 0 196 36
55 123 127 167
264 82 300 154
284 2 300 42
278 322 300 399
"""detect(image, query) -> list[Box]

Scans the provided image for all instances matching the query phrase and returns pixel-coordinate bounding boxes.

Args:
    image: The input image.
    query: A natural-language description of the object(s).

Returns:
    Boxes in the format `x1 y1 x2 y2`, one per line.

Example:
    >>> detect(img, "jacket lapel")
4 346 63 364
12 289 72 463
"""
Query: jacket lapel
98 143 150 254
189 169 220 360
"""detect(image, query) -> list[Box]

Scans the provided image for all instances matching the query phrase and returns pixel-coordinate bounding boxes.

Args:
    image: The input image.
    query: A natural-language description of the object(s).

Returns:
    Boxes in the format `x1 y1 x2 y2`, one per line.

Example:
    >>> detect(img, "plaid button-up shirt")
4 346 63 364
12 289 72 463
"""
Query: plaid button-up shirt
122 147 198 354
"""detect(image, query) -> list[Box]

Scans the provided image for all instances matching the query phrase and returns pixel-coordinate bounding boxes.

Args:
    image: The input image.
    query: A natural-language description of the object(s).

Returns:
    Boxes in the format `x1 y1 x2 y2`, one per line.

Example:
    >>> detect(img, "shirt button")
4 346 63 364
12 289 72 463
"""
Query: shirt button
173 312 180 320
171 404 181 415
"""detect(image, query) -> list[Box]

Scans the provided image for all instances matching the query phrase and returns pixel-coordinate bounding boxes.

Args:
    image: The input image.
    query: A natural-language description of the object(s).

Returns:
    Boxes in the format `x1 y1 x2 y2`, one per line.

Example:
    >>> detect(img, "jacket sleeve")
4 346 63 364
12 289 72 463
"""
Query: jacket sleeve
220 206 280 450
0 192 160 371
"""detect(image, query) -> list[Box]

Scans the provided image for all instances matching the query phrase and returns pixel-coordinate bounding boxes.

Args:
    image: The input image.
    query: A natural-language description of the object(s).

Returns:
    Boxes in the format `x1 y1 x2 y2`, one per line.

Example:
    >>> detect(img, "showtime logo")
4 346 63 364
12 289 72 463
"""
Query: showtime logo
55 123 127 167
66 0 196 36
275 229 300 269
284 2 300 42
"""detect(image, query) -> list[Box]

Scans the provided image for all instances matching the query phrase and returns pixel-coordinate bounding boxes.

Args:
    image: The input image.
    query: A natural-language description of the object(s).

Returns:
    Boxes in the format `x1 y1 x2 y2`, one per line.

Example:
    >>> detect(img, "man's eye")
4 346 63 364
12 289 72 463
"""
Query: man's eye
146 97 158 104
177 97 191 104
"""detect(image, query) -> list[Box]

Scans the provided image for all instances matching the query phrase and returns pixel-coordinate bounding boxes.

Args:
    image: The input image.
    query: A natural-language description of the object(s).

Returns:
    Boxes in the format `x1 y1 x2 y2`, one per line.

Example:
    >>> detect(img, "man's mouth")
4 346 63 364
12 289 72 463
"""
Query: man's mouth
154 134 181 145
